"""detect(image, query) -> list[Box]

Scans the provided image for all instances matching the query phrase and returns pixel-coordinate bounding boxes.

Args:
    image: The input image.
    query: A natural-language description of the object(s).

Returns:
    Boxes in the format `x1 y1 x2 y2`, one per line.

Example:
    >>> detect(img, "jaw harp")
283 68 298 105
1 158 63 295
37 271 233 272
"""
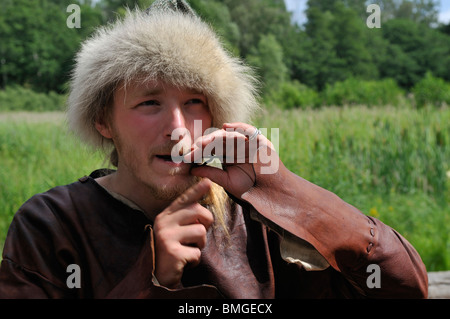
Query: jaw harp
170 155 221 166
195 156 221 166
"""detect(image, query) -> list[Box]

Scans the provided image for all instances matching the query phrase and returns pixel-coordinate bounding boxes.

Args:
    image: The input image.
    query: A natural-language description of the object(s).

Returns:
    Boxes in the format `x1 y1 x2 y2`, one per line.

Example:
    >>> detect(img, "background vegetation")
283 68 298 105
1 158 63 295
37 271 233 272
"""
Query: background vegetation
0 0 449 271
2 0 450 103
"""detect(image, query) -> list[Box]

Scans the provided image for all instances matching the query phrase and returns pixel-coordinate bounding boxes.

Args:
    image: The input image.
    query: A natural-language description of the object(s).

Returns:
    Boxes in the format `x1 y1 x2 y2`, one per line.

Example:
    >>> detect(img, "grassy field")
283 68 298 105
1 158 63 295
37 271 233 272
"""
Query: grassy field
1 106 449 271
0 113 105 244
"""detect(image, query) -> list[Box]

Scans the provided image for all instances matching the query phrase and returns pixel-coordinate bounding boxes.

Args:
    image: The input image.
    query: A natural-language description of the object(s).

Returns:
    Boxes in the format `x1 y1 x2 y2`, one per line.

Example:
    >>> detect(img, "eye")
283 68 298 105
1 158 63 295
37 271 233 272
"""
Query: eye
186 98 204 105
184 98 208 114
138 100 160 107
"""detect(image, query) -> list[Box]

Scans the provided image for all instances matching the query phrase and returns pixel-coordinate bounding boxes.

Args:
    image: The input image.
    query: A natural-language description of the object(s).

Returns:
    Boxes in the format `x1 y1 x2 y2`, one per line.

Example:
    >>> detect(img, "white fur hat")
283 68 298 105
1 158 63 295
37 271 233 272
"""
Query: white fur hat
67 0 260 149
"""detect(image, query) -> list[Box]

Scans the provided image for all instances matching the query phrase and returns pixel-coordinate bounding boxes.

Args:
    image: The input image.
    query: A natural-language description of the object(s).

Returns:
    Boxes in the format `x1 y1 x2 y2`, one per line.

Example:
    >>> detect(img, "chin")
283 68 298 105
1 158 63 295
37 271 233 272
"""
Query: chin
148 174 200 201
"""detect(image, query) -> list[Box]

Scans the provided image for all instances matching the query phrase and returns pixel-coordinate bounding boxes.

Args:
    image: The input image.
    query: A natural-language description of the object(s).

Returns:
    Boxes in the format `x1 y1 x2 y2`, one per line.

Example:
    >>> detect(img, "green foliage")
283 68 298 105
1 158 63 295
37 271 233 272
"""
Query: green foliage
0 86 67 112
2 0 450 101
298 1 378 90
97 0 154 21
292 0 450 92
412 72 450 108
256 105 450 200
322 78 405 107
0 0 104 93
370 0 439 26
188 0 240 54
0 117 105 251
220 0 292 58
264 76 410 110
247 34 288 92
266 80 319 109
380 18 450 88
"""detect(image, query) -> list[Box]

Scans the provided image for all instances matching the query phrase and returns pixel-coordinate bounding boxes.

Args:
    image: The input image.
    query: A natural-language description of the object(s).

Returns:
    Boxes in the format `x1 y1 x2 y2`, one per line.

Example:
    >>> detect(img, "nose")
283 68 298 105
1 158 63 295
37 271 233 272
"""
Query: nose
164 105 187 139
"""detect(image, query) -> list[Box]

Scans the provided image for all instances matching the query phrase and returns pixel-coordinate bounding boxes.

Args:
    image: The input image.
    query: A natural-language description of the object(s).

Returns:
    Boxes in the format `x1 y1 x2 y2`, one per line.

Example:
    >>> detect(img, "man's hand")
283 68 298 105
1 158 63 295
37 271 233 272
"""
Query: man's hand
186 122 279 200
153 178 214 289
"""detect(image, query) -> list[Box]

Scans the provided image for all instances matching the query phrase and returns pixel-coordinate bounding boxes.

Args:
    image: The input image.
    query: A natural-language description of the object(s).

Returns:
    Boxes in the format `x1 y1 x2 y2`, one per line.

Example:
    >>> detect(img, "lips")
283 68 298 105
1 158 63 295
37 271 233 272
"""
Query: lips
152 141 192 165
155 153 186 163
155 154 174 162
154 153 188 167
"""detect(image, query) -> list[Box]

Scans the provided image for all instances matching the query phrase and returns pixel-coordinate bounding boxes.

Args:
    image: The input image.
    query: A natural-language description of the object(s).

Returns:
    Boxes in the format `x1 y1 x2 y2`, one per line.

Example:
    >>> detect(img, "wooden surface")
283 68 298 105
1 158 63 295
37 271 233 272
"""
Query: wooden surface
428 271 450 299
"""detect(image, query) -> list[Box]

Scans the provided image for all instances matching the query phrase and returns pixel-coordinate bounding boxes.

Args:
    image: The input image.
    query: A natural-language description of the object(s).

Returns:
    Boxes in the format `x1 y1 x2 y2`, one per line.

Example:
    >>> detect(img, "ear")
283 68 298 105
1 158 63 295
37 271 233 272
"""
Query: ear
95 120 113 139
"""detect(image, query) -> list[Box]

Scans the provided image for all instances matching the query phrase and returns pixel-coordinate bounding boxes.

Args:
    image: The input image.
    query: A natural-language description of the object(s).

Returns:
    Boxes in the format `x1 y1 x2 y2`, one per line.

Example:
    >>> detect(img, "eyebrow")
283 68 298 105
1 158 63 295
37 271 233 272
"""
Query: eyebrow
184 87 203 95
133 87 204 98
134 87 165 97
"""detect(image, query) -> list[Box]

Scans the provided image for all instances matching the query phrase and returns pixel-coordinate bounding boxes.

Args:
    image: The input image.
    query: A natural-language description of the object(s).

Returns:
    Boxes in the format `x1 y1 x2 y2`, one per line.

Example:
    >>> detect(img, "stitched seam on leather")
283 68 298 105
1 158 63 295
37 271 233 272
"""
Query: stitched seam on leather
2 257 68 291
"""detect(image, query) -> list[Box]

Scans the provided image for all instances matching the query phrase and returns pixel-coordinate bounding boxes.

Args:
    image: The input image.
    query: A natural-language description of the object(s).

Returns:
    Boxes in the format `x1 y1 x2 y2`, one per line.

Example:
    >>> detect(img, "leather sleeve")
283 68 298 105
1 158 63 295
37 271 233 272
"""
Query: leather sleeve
241 161 429 298
0 195 76 298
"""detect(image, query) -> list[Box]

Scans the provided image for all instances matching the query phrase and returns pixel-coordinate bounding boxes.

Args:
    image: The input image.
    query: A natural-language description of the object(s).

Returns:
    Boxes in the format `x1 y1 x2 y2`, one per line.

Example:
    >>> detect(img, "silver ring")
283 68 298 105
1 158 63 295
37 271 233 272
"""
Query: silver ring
248 127 262 141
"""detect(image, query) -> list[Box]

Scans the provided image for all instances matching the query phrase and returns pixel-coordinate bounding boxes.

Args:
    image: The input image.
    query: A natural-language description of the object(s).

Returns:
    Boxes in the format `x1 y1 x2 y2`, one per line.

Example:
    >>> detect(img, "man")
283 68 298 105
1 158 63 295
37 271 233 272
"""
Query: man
0 0 427 298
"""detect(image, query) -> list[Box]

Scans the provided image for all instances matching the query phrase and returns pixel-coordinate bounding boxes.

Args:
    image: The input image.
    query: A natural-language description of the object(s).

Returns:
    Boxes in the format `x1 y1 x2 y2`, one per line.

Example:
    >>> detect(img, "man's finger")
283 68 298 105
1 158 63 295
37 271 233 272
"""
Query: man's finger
190 165 230 190
222 122 256 130
183 246 203 268
174 205 214 230
178 223 208 250
183 130 247 164
168 178 212 212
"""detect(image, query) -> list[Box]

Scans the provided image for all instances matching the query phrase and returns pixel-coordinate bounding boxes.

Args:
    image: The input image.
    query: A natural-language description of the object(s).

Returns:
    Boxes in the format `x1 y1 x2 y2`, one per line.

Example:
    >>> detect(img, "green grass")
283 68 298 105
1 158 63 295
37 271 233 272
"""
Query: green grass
1 106 449 271
0 113 105 247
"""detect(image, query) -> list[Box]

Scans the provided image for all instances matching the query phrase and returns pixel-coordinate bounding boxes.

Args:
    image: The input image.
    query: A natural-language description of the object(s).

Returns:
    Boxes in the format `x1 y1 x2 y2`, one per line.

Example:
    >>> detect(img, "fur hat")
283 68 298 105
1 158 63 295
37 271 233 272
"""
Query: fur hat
67 0 260 150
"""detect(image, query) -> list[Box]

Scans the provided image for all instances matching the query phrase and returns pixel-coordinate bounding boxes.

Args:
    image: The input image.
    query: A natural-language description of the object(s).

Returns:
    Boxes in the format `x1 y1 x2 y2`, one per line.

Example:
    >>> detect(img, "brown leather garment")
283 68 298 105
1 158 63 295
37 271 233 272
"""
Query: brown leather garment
0 169 428 298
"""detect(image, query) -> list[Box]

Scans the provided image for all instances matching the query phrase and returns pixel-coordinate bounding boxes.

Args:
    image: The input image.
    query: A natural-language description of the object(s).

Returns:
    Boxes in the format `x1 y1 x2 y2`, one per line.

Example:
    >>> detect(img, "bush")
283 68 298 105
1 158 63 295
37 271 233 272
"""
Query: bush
321 78 404 107
412 72 450 108
0 86 67 112
267 80 319 109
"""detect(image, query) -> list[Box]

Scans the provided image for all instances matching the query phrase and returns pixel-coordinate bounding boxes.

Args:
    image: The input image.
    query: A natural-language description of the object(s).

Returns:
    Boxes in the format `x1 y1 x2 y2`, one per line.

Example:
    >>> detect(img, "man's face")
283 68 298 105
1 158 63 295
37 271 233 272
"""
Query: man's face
100 79 212 201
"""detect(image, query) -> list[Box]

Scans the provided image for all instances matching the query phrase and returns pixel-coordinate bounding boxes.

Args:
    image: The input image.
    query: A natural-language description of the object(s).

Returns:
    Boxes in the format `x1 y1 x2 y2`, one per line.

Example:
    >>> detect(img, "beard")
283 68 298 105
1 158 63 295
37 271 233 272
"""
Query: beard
148 175 202 201
112 131 199 202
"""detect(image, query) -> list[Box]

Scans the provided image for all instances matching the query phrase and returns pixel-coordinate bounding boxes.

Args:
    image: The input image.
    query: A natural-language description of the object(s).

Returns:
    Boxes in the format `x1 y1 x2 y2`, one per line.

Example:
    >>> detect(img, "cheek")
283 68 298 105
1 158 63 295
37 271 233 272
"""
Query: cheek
185 112 213 141
198 111 213 132
116 112 152 137
112 115 158 156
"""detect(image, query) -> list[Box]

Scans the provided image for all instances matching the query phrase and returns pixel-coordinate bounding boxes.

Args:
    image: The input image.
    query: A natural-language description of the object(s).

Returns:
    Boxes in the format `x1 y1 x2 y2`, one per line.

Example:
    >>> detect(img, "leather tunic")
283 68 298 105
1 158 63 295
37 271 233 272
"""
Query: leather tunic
0 170 428 298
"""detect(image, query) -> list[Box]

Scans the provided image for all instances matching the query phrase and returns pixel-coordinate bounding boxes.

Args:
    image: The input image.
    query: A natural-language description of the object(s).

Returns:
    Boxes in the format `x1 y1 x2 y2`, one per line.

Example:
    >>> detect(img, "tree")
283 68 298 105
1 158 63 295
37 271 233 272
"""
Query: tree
439 22 450 36
294 0 379 90
220 0 292 57
381 18 450 87
370 0 439 26
97 0 154 21
301 5 342 90
188 0 241 55
0 0 103 92
332 2 378 80
247 34 288 93
379 43 421 88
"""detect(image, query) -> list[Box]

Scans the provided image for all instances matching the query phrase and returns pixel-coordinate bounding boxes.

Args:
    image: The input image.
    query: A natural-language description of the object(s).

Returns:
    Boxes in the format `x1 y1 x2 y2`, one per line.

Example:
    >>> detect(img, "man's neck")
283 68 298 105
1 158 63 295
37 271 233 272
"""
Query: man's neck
95 171 171 221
